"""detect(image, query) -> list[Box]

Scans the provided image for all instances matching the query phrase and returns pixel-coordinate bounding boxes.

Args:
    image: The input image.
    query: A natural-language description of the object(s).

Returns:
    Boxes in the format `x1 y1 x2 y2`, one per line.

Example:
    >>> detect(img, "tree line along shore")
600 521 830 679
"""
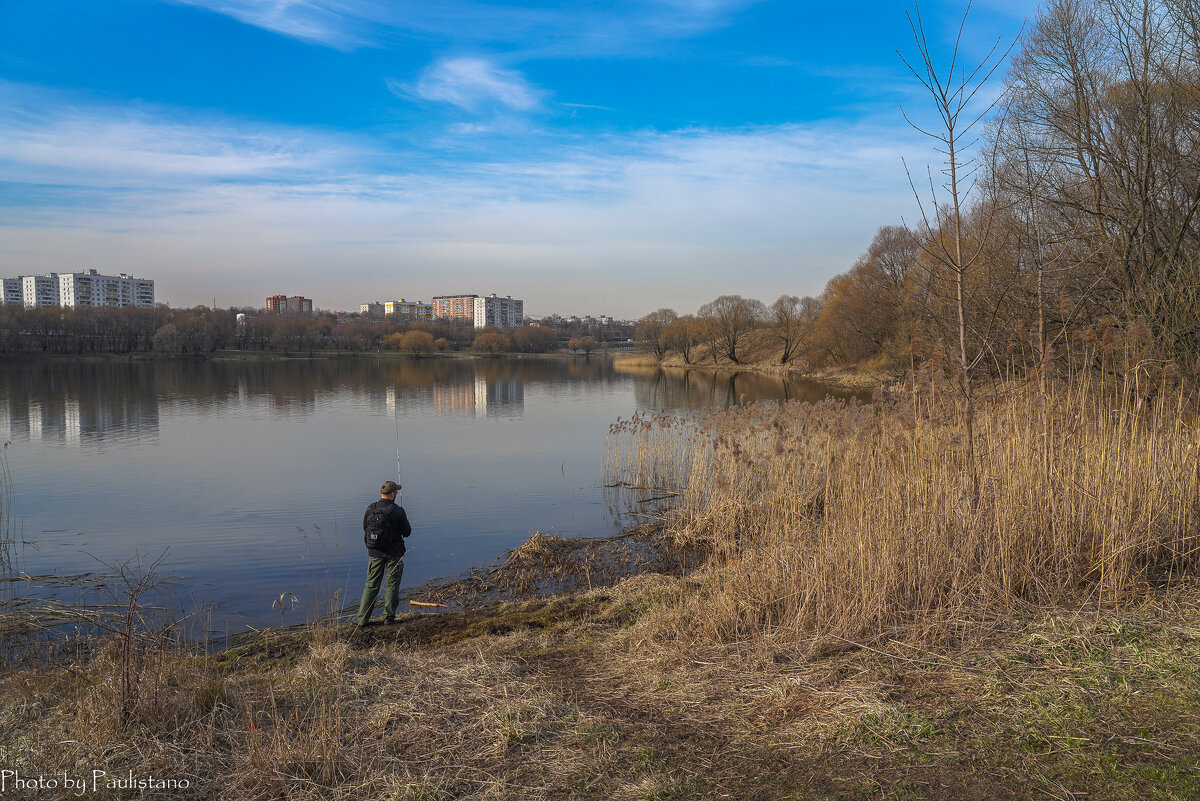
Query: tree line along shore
0 303 628 357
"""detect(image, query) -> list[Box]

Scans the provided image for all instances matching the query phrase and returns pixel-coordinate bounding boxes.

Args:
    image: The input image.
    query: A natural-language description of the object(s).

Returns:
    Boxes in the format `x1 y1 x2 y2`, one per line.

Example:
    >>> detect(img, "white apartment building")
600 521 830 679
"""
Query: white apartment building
472 294 523 329
1 277 22 305
58 269 155 308
22 275 60 308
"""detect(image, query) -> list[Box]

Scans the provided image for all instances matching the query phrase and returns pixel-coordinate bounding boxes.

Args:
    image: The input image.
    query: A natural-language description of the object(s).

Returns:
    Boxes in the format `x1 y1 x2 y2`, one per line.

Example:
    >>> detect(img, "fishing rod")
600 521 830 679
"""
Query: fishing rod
392 385 402 505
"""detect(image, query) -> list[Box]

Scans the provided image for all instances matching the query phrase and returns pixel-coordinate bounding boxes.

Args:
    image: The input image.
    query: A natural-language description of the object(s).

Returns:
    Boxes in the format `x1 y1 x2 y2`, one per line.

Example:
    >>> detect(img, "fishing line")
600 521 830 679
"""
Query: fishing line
393 385 402 504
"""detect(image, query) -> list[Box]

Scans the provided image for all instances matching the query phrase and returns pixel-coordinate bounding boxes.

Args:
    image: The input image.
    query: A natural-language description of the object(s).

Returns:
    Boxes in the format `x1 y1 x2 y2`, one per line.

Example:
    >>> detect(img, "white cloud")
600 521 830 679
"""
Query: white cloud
167 0 763 55
0 89 350 185
170 0 374 49
0 120 313 182
0 93 926 317
399 57 543 113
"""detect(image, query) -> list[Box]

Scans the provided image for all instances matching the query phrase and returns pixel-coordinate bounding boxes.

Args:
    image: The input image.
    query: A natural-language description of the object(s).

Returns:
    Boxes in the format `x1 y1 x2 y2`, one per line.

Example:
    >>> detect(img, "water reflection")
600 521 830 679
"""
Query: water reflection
0 358 868 450
0 356 862 628
0 362 161 446
620 364 869 410
0 357 623 446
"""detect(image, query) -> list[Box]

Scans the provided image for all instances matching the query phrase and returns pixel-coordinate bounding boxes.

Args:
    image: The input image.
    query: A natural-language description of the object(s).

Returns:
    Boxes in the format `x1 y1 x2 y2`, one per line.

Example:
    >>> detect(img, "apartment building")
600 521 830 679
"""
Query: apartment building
473 294 524 329
58 270 155 308
359 302 385 318
1 270 155 309
22 275 60 308
266 295 313 314
384 299 433 319
1 278 22 305
432 294 477 322
433 293 524 328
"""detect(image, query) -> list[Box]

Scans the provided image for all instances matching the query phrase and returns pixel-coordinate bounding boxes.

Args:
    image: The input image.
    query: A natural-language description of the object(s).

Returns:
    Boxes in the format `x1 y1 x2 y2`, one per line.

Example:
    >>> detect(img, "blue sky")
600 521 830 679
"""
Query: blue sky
0 0 1033 318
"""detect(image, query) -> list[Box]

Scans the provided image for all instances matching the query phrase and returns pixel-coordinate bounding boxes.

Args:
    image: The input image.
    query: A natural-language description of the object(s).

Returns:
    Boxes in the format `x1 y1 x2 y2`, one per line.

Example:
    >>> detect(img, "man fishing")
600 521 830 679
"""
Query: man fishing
356 479 412 628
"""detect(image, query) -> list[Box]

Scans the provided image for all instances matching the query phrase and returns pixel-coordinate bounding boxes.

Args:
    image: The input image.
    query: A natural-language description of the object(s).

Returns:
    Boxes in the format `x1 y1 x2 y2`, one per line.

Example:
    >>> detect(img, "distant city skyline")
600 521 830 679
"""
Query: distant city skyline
1 0 1033 320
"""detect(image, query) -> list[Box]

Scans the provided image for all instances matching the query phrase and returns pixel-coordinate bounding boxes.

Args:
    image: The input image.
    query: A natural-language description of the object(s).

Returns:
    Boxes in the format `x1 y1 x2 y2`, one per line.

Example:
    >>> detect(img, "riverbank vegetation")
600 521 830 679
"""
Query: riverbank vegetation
1 556 1197 799
606 377 1198 646
0 305 632 358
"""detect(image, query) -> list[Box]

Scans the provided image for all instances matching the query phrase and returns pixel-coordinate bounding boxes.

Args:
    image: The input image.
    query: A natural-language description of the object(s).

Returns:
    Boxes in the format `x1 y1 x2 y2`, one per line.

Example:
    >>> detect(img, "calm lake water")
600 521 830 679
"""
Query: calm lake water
0 356 863 630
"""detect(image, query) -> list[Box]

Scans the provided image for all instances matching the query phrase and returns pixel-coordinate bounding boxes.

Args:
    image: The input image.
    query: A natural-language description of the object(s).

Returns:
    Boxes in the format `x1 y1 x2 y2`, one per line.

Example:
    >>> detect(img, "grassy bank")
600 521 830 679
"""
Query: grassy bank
2 378 1198 799
611 352 900 391
608 378 1198 643
1 574 1197 800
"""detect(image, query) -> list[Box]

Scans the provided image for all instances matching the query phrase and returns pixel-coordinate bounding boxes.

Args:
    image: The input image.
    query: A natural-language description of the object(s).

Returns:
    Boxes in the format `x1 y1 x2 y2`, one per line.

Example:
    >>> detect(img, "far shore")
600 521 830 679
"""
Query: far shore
1 347 894 396
3 347 891 396
0 347 633 363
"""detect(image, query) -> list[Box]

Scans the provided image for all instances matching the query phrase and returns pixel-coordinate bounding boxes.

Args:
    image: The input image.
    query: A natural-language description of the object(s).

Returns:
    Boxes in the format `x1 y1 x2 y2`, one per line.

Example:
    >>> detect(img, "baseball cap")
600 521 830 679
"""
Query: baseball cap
381 480 402 494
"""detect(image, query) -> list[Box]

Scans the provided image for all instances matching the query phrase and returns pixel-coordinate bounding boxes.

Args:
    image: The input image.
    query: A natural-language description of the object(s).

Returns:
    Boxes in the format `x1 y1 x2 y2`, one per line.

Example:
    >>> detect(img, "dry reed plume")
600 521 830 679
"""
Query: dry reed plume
606 380 1200 645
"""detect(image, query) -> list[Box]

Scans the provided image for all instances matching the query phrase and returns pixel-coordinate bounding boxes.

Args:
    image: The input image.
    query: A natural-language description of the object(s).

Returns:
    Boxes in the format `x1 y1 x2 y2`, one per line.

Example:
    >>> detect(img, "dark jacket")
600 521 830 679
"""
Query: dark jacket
363 499 412 558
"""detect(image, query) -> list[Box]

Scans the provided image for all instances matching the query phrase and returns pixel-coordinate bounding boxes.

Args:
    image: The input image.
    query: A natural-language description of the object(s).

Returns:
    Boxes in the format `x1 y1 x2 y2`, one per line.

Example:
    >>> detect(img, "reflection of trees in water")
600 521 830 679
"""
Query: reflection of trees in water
0 357 633 445
630 367 869 412
0 358 863 448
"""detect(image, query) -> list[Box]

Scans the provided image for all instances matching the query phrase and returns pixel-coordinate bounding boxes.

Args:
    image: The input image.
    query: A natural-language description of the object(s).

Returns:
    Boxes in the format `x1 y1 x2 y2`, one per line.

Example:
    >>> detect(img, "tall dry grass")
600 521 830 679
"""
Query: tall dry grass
0 442 13 569
606 379 1200 644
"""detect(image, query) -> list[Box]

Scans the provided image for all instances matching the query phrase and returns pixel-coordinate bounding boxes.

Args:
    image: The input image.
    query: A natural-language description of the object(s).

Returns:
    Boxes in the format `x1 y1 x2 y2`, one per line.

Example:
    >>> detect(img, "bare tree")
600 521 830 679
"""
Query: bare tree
813 226 921 367
513 325 559 353
900 1 1019 491
634 308 678 362
998 0 1200 376
663 315 704 365
764 295 818 364
697 295 766 365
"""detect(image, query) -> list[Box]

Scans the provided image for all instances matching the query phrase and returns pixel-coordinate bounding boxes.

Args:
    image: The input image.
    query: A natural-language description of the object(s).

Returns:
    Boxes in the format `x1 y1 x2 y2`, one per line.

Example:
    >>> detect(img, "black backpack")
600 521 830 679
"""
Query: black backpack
364 502 393 550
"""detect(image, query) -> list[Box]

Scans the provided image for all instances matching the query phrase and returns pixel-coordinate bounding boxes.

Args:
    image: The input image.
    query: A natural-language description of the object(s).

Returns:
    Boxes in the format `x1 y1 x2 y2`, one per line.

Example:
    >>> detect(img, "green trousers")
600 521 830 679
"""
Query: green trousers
356 555 404 625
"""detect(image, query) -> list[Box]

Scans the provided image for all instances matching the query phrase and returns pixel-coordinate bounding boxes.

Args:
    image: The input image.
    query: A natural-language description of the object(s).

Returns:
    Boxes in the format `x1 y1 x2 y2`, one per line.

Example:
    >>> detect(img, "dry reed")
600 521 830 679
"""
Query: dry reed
0 443 13 570
606 379 1200 645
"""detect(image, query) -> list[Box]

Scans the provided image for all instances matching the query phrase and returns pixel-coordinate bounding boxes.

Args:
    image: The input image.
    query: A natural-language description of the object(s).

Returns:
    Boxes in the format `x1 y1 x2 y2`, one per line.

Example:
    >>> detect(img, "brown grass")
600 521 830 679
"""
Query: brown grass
2 574 1197 799
0 443 13 571
398 524 700 608
607 378 1200 647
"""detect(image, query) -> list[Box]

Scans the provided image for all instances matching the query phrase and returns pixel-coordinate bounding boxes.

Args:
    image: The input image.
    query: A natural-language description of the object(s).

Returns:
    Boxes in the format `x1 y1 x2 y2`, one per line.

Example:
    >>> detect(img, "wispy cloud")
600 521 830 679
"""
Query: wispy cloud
168 0 762 55
1 119 309 182
396 57 543 113
169 0 375 49
560 102 616 112
0 88 924 314
0 84 356 189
